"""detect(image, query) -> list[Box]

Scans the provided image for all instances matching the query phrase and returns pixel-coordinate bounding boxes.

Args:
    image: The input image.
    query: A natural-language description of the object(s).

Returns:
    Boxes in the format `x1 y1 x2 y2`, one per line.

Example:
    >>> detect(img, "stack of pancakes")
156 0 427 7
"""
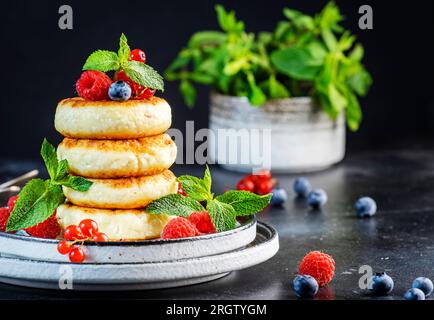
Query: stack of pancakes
54 97 177 240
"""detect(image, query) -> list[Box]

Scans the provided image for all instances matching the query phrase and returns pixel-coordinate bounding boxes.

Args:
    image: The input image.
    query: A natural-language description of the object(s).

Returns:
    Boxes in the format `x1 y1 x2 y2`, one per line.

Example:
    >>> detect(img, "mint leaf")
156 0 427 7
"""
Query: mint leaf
146 194 205 217
216 190 271 216
206 199 236 232
6 180 65 231
41 139 58 181
179 80 196 108
83 50 120 72
118 33 131 64
56 159 69 181
177 175 211 202
203 165 212 194
123 60 164 91
60 176 93 192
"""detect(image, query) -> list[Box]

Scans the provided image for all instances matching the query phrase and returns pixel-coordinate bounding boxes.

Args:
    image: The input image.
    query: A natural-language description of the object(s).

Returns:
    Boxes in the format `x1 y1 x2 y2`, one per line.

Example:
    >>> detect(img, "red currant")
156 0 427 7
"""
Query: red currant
256 180 273 195
69 246 85 263
7 195 19 212
255 169 272 181
136 87 155 99
114 70 155 99
177 183 187 197
64 225 85 241
129 49 146 64
79 219 98 237
237 179 255 192
57 240 71 255
92 232 109 242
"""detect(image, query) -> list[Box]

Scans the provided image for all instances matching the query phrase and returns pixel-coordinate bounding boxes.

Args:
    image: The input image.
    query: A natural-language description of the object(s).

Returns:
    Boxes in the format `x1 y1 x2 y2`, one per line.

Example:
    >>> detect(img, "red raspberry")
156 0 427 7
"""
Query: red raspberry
161 217 200 239
298 251 335 287
0 207 11 232
76 70 112 101
7 195 19 212
25 212 61 239
129 49 147 64
114 70 155 100
188 211 216 234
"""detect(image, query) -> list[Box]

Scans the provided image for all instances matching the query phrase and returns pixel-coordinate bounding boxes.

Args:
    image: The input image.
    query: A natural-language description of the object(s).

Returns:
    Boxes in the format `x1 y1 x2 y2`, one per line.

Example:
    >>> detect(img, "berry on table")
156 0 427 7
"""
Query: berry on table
368 272 394 295
307 189 328 208
7 195 19 212
0 207 11 232
236 179 255 192
76 70 112 101
298 251 335 287
79 219 98 238
92 232 109 242
188 211 216 234
354 197 377 218
412 277 433 297
108 81 132 101
64 225 85 241
293 275 319 298
57 240 71 255
161 217 200 239
293 177 311 198
270 187 288 206
25 212 60 239
404 288 425 300
129 49 146 63
69 246 85 263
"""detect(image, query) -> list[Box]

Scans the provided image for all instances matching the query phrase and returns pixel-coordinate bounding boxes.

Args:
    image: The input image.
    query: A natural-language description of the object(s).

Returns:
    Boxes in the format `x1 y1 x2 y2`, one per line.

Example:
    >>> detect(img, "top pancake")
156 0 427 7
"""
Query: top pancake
54 97 172 139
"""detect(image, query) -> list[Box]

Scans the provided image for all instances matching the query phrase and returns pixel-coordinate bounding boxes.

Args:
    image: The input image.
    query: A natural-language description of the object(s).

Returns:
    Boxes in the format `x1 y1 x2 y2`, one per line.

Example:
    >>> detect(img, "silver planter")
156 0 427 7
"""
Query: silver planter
208 93 345 173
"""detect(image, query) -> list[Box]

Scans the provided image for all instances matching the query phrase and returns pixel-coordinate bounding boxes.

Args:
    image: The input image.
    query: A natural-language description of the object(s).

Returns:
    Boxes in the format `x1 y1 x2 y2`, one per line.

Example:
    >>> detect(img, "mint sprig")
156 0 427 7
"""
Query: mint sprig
82 33 164 91
146 166 271 232
6 139 93 231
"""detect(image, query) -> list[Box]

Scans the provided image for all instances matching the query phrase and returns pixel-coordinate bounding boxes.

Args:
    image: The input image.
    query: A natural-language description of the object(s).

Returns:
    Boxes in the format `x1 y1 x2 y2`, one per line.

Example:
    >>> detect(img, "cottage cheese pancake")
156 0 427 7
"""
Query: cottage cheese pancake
54 97 172 139
57 204 172 240
57 134 177 178
63 170 178 209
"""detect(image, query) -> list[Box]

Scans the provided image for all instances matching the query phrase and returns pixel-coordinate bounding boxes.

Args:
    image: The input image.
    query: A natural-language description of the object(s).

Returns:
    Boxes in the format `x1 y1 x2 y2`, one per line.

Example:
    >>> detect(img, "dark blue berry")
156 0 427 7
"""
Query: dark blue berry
307 189 328 208
270 187 288 206
404 288 425 300
368 272 394 295
412 277 433 297
108 81 132 101
293 177 311 197
293 275 318 298
354 197 377 218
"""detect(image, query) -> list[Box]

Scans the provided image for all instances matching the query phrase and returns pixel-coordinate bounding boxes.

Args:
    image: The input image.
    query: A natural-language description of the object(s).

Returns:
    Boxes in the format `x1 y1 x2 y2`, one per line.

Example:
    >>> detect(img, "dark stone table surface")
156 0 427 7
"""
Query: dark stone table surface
1 148 433 300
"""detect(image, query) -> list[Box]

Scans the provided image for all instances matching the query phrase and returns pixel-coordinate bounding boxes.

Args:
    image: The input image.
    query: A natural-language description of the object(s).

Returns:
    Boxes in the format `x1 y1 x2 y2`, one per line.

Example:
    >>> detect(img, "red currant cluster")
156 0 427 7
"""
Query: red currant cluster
236 169 276 195
177 182 188 196
57 219 108 263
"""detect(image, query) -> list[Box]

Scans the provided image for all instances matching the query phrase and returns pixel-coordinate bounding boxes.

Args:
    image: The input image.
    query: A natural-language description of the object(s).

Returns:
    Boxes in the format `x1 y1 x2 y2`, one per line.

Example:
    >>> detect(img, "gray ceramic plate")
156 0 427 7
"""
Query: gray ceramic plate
0 221 279 290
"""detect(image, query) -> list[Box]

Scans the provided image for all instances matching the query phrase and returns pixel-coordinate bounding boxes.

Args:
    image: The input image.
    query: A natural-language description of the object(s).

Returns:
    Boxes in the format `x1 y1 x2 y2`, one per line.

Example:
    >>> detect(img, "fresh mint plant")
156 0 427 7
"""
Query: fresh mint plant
6 139 93 231
146 166 271 232
165 2 372 130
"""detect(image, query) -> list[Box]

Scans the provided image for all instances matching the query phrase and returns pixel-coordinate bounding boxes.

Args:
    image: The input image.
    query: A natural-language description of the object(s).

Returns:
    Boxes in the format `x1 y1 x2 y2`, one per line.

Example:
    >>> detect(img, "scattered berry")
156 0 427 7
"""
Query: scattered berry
404 288 425 300
129 49 146 63
368 272 394 295
293 177 312 197
355 197 377 218
412 277 433 297
177 183 188 196
0 207 11 232
76 70 112 101
57 240 71 255
64 225 85 241
270 187 288 206
298 251 335 287
236 179 255 192
69 246 85 263
161 217 200 239
188 211 216 234
307 189 328 208
25 213 60 239
92 232 109 242
293 275 319 298
79 219 98 238
108 80 132 101
7 195 19 212
256 179 273 195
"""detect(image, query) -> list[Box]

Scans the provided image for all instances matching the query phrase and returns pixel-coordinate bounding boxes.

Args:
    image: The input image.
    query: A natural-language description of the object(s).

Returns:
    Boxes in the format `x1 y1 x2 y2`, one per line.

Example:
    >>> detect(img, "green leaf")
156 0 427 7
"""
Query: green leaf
269 75 290 99
123 60 164 91
216 190 271 216
203 165 212 194
346 67 372 96
271 47 323 80
82 50 120 72
224 57 249 76
206 199 237 232
146 194 205 217
283 8 315 30
177 175 211 202
56 159 69 181
41 139 58 181
61 176 93 192
165 49 192 73
349 44 364 62
327 83 347 113
179 80 197 108
6 180 65 231
317 1 344 32
118 33 131 64
215 5 244 34
188 31 227 48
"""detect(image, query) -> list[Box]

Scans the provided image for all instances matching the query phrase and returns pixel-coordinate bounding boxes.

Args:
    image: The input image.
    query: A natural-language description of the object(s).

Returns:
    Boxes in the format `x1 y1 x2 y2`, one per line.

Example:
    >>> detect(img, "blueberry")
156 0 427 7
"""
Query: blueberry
293 275 318 298
368 272 394 295
15 230 30 236
412 277 433 297
307 189 328 208
404 288 425 300
354 197 377 218
108 81 132 101
270 187 288 206
293 177 312 197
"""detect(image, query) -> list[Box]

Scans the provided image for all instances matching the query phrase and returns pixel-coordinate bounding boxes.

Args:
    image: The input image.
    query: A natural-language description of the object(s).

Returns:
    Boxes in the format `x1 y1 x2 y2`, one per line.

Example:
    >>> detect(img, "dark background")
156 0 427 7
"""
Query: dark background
1 0 433 158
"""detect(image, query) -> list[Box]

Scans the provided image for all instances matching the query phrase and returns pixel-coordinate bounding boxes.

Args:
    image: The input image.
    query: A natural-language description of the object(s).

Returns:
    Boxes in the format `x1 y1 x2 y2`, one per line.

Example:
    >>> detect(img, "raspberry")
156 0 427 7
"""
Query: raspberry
76 70 112 101
7 195 19 212
188 211 216 234
298 251 335 287
25 212 61 239
161 217 200 239
0 207 11 232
